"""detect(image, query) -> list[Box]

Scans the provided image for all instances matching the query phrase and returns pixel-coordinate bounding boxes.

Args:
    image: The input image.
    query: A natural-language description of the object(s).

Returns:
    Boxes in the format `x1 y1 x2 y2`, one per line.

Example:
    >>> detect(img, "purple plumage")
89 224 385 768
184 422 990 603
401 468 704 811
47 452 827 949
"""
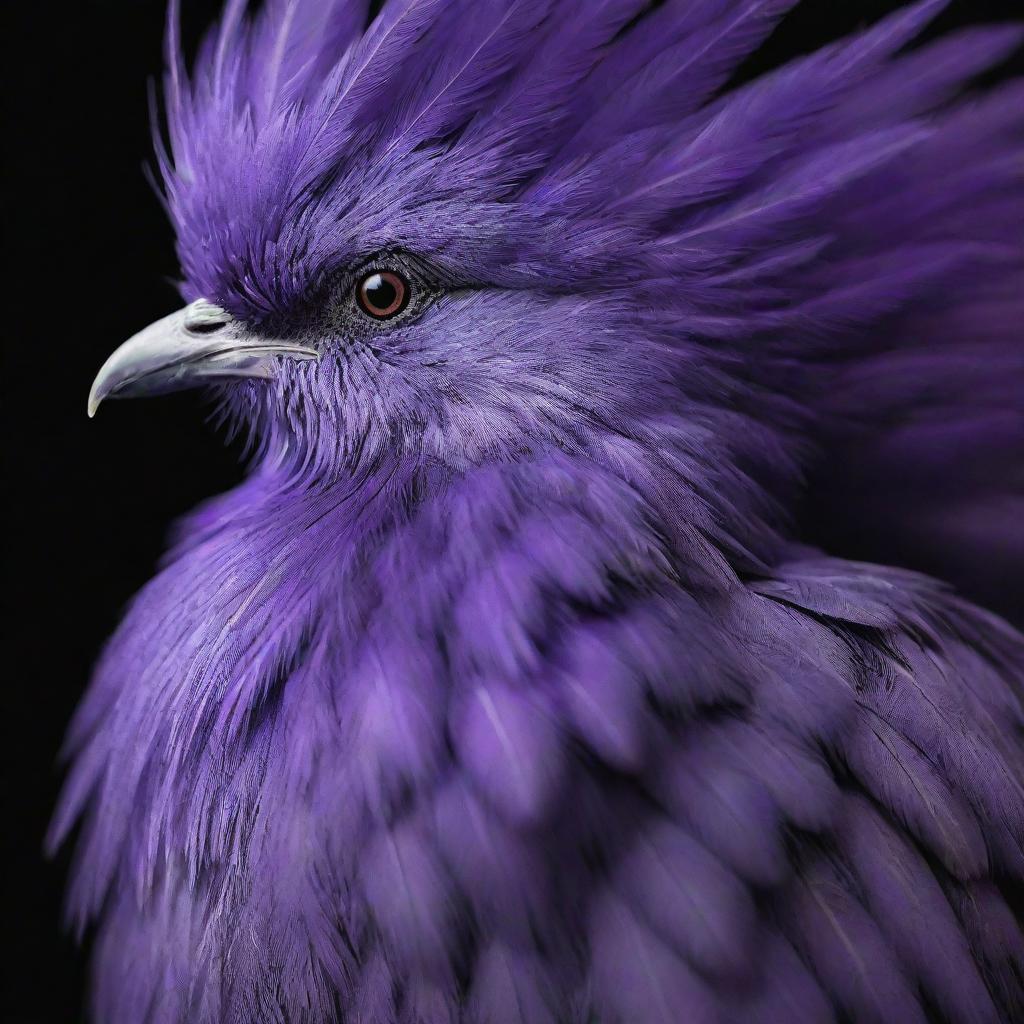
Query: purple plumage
51 1 1024 1021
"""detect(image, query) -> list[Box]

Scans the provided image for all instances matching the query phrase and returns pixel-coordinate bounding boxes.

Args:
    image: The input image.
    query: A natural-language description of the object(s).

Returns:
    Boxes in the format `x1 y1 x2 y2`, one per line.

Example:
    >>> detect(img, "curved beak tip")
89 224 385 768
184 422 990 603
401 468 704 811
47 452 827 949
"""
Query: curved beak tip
87 379 107 418
85 299 319 419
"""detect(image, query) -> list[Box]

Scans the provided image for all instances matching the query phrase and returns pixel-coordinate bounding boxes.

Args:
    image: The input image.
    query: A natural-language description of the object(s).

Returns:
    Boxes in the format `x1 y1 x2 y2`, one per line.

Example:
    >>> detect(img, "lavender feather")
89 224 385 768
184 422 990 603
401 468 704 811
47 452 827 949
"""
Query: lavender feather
52 1 1024 1022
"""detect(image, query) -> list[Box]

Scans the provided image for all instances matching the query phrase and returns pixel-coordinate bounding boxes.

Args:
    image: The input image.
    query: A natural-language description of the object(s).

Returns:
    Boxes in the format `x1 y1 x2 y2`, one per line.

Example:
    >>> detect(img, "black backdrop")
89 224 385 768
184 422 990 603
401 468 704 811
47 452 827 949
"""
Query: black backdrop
3 2 1021 1021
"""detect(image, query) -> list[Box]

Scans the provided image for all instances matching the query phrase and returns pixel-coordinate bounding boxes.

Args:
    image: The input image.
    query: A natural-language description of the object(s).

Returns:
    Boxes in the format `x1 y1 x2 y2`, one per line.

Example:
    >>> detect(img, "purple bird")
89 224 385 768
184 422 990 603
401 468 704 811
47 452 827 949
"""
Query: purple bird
51 1 1024 1021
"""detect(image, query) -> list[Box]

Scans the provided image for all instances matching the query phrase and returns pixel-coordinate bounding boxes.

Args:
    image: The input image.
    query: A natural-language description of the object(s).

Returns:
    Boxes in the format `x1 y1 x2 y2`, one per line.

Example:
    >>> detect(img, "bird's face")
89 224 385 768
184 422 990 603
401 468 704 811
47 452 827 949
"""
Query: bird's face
87 2 737 486
89 127 684 479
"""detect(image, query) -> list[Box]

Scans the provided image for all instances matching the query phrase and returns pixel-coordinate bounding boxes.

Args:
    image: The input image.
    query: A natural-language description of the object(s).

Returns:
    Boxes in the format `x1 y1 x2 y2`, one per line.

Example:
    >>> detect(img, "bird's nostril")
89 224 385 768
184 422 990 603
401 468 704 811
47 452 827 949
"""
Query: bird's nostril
186 319 227 335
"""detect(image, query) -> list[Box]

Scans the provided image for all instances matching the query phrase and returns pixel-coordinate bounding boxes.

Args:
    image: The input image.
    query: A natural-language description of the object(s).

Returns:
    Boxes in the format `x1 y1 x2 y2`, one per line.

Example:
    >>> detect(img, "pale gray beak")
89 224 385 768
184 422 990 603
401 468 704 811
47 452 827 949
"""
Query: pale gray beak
87 299 319 417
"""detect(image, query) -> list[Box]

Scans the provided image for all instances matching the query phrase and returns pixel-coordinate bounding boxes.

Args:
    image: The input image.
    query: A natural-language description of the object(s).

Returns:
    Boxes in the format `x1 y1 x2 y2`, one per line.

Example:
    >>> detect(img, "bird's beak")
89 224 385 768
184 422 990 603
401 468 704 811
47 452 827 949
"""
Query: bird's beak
87 299 319 417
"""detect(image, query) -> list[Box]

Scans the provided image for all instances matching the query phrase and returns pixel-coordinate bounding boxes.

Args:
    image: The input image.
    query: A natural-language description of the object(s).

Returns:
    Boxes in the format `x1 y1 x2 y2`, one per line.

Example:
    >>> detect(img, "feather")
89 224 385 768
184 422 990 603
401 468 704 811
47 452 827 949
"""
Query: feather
839 795 998 1023
465 0 652 171
555 625 647 769
866 637 1024 874
826 24 1024 138
401 979 461 1024
450 683 564 826
361 820 457 979
308 0 450 149
351 639 447 818
453 549 547 680
941 879 1024 1020
658 124 931 255
614 819 756 980
734 595 860 746
843 707 988 878
783 856 929 1024
724 934 835 1024
703 720 841 833
563 0 801 159
245 1 373 114
432 779 547 943
381 0 553 155
661 733 788 886
466 943 559 1024
588 891 717 1024
351 951 398 1024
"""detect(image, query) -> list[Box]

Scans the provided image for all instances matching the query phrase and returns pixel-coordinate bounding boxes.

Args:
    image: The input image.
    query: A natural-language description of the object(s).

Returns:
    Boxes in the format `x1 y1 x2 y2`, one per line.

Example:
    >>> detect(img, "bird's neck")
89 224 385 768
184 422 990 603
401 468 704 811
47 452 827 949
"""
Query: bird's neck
170 420 788 632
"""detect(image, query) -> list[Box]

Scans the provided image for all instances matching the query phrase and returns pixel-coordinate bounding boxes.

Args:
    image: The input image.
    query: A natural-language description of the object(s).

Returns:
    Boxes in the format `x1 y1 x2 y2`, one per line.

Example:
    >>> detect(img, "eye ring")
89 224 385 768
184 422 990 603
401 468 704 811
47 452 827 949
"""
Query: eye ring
356 270 409 320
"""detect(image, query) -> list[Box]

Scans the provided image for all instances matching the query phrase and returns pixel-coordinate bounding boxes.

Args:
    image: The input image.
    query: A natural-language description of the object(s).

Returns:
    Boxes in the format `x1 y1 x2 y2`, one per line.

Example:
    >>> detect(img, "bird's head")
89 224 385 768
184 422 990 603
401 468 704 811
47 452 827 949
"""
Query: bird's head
89 0 779 503
90 0 1021 589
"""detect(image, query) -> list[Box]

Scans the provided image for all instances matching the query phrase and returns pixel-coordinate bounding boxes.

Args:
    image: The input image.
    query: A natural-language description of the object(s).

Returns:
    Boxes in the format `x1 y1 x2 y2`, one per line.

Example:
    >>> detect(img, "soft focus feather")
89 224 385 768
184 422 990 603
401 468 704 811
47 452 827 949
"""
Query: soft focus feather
53 1 1024 1021
839 795 998 1023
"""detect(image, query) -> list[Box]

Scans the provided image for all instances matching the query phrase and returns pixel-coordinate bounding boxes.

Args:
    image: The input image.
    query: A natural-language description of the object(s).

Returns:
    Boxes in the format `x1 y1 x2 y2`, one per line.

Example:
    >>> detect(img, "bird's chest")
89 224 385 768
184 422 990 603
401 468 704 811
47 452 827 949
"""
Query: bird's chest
96 509 396 886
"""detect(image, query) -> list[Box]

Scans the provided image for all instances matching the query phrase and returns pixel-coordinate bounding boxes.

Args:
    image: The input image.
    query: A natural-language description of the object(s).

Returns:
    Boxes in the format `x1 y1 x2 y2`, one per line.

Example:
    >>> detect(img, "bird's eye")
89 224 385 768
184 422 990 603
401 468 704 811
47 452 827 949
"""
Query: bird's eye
356 270 409 320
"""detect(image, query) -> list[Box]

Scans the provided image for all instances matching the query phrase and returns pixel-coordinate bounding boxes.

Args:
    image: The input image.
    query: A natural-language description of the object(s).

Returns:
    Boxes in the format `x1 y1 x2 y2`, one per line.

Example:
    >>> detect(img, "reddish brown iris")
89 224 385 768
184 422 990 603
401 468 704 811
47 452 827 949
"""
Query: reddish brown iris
356 270 408 320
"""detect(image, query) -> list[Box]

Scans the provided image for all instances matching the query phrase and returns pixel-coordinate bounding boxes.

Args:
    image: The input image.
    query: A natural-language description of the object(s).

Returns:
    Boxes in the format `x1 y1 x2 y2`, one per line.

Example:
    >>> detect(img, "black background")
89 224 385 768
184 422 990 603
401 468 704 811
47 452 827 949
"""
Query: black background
3 2 1021 1021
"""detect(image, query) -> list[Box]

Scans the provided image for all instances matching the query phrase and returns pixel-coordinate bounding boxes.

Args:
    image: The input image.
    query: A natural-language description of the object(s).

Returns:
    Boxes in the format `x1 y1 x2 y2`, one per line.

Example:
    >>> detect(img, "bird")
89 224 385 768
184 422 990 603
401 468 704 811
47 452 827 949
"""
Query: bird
50 1 1024 1021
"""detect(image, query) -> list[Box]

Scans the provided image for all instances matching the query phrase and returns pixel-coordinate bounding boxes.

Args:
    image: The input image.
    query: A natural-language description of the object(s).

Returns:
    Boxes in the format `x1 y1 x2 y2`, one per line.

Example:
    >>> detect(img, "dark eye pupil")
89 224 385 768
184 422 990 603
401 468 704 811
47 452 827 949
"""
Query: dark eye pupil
365 274 395 308
357 270 408 319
